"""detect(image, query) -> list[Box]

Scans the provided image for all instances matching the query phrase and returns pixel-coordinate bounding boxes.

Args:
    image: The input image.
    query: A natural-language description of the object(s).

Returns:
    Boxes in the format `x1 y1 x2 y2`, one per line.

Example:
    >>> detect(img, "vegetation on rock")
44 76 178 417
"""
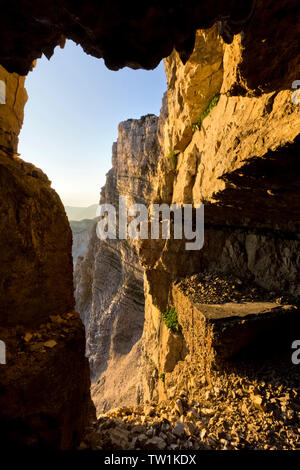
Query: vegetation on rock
159 373 165 383
162 306 182 333
191 94 220 131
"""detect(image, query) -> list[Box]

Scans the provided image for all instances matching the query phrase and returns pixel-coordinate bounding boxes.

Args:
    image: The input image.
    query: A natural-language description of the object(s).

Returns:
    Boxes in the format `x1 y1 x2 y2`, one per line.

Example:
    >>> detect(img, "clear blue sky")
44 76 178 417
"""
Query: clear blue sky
18 40 167 207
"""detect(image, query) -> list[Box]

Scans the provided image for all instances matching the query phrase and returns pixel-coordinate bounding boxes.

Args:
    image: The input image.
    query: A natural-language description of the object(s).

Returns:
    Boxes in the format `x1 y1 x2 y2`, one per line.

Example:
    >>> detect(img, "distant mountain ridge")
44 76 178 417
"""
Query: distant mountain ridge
65 204 98 221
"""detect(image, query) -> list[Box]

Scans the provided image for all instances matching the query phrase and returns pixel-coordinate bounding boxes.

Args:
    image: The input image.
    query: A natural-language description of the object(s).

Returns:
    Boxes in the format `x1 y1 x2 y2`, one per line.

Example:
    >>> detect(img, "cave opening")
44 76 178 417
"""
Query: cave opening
2 1 300 451
17 39 166 415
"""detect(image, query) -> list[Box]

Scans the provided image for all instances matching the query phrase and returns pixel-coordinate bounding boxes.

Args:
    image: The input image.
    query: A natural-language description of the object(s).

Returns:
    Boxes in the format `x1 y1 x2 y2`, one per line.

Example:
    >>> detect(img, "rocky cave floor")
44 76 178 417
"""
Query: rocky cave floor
80 357 300 451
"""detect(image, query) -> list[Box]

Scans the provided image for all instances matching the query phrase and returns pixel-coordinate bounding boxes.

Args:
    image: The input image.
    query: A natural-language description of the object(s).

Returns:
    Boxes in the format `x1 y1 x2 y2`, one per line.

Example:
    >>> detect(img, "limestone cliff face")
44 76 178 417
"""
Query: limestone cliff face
0 65 94 448
70 219 97 266
74 115 159 414
139 20 300 403
161 27 223 155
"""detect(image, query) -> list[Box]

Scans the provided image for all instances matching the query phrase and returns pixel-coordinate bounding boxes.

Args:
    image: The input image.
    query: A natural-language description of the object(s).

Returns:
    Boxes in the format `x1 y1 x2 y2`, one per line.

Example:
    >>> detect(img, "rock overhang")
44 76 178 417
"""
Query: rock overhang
0 1 256 75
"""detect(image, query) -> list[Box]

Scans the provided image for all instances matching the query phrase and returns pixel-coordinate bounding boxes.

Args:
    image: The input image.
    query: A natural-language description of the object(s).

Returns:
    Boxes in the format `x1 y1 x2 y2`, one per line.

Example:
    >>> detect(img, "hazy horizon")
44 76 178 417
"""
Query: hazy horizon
65 203 98 209
18 40 167 207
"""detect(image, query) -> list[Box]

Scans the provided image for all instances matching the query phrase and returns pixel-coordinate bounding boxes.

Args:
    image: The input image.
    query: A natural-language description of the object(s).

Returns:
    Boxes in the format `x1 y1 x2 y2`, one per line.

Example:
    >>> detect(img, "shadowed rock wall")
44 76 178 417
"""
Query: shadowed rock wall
0 65 94 448
0 1 257 75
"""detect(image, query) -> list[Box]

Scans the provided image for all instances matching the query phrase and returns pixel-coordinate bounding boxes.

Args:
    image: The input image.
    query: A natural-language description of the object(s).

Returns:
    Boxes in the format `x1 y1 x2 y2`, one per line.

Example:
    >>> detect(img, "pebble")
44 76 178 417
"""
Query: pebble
173 421 186 438
144 436 166 450
175 399 184 415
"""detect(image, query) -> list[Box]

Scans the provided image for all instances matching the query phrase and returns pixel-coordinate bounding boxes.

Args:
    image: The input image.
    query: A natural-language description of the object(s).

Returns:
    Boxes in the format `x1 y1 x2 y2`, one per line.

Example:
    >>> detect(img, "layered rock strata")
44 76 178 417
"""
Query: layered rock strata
74 115 159 414
70 219 97 265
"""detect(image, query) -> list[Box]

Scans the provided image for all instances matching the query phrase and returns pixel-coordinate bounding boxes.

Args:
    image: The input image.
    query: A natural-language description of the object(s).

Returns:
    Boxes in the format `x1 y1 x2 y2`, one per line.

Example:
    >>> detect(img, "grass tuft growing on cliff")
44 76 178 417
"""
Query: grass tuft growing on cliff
159 373 165 383
192 94 220 131
162 306 182 333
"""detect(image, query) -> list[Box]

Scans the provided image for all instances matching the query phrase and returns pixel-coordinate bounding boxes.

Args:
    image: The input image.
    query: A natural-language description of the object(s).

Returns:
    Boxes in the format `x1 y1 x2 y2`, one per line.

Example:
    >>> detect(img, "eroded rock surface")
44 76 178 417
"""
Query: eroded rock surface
139 18 300 404
0 1 257 75
171 275 300 386
74 115 160 414
0 311 93 449
70 219 96 265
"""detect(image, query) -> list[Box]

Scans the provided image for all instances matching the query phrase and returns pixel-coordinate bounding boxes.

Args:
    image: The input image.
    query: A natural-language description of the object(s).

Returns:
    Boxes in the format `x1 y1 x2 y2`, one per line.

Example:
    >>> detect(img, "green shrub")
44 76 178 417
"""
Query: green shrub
162 306 182 333
159 373 165 383
192 94 220 131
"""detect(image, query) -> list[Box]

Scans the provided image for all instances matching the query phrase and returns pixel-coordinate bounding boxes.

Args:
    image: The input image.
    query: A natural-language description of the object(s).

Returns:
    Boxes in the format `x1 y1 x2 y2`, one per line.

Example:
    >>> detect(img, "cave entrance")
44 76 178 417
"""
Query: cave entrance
18 39 166 415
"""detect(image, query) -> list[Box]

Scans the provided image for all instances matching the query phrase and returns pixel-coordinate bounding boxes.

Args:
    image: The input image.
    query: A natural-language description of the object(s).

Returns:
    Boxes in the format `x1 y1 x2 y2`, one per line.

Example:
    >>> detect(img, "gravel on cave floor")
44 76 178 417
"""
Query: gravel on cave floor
81 357 300 451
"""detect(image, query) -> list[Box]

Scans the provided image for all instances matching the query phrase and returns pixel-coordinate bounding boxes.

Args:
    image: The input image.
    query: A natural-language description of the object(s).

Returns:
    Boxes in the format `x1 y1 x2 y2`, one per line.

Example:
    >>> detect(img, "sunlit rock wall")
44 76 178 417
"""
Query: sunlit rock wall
140 19 300 402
